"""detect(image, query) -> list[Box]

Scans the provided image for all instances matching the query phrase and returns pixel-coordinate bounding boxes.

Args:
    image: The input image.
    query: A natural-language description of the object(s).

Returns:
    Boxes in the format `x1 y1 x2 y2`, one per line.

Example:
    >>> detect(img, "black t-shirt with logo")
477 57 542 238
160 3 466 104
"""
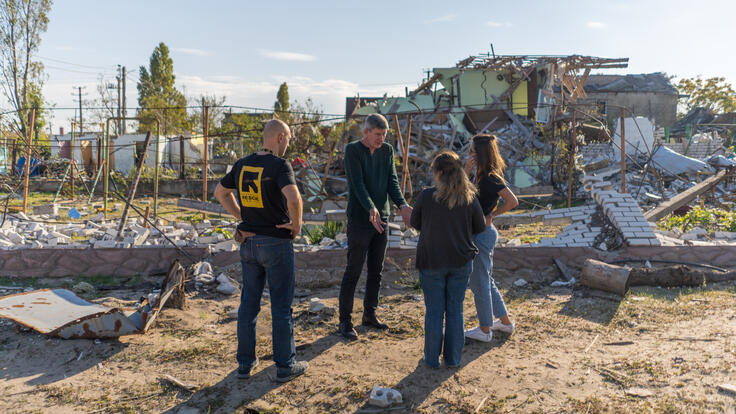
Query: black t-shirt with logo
220 153 296 239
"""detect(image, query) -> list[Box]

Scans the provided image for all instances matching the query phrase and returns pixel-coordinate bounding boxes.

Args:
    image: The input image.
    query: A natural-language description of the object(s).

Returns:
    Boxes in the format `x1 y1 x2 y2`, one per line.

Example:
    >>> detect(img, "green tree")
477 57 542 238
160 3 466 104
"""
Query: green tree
274 82 289 120
137 42 189 135
220 111 267 158
677 76 736 115
0 0 52 140
286 97 325 159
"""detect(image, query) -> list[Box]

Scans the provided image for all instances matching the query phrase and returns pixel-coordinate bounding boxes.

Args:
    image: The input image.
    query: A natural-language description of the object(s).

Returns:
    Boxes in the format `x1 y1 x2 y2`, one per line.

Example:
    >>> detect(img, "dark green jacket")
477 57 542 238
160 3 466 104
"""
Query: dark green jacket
344 140 407 222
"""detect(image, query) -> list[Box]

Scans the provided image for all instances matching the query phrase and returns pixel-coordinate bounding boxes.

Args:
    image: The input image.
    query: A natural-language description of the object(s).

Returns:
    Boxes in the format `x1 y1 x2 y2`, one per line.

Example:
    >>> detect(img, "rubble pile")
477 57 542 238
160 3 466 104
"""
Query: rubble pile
0 210 239 252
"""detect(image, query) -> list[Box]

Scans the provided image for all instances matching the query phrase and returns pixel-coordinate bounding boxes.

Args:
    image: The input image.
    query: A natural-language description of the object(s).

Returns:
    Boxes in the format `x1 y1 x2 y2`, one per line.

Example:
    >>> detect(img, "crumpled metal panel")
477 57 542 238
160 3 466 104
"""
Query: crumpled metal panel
0 262 183 338
0 289 142 338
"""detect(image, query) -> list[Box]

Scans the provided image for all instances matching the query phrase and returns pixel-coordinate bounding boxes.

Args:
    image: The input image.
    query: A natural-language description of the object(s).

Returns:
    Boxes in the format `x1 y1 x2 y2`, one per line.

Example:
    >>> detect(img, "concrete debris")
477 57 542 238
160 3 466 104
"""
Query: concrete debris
0 211 242 251
513 279 528 287
368 386 402 408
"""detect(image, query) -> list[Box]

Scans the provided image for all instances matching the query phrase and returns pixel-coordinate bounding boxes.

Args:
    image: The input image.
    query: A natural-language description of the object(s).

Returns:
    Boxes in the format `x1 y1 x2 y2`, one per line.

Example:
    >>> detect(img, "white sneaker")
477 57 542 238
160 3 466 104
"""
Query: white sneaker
490 320 515 334
464 326 493 342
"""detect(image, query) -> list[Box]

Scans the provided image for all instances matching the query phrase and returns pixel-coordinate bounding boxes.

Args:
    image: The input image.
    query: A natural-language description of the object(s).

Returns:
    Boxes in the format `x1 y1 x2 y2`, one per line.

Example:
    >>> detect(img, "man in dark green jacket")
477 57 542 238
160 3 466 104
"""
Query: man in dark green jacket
338 114 412 340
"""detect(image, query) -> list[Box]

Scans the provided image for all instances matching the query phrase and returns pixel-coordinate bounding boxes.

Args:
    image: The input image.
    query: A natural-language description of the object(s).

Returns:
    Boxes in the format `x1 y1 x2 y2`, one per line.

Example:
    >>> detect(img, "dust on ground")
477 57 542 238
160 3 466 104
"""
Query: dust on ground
1 262 735 413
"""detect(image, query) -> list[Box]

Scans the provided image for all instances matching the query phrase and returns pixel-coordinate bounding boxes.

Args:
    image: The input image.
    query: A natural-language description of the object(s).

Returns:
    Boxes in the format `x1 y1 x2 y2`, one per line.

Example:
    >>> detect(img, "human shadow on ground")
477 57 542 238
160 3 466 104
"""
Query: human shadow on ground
351 336 507 412
0 332 127 386
163 333 342 413
557 287 623 325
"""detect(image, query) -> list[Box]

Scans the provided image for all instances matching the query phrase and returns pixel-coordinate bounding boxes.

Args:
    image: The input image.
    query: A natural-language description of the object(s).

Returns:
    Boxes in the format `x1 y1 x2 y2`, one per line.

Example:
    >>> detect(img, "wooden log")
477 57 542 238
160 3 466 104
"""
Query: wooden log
580 259 630 296
629 266 736 288
582 261 736 295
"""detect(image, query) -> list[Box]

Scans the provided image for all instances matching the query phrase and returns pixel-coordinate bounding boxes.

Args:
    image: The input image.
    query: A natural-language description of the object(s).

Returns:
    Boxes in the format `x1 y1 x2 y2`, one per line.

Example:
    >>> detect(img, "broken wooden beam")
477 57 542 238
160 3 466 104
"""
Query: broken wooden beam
177 198 228 215
644 168 733 222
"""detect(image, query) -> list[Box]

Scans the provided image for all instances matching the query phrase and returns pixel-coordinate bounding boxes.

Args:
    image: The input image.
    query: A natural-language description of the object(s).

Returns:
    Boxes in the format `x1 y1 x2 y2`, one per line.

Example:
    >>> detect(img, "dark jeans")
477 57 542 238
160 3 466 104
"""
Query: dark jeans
237 235 296 374
338 220 388 323
419 261 472 368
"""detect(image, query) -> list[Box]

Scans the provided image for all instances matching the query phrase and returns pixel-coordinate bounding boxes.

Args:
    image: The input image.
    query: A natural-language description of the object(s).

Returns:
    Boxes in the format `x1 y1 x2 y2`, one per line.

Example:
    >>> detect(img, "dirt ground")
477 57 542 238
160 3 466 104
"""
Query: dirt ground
1 261 735 413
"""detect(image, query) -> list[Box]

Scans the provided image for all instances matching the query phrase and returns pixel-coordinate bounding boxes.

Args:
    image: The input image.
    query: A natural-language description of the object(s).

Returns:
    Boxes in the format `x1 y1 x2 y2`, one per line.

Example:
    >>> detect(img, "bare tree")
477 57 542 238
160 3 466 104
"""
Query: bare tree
0 0 52 137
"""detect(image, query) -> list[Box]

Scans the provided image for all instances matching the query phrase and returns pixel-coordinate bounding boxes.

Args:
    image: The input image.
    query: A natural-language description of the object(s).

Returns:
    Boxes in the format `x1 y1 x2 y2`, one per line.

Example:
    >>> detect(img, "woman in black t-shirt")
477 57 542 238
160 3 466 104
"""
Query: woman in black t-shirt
463 134 519 342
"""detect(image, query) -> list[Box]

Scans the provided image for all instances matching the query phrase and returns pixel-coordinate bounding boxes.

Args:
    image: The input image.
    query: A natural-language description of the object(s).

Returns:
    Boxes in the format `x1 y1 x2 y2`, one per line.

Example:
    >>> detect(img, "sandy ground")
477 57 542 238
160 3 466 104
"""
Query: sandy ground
1 262 736 413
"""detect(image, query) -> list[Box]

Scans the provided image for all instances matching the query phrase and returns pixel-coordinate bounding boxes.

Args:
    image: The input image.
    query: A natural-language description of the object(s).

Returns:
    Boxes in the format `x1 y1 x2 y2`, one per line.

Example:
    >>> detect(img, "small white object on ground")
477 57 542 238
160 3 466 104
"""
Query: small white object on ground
368 386 402 408
550 277 576 287
308 297 325 312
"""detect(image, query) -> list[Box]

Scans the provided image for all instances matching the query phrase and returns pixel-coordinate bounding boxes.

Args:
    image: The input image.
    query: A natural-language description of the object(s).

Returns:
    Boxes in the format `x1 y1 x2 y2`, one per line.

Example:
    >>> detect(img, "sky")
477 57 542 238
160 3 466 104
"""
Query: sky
11 0 736 133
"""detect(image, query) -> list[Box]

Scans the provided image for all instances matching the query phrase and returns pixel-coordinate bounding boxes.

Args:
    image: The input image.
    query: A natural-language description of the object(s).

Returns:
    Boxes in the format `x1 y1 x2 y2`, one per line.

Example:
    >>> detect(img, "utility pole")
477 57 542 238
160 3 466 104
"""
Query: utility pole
117 66 122 134
121 66 127 134
78 87 83 134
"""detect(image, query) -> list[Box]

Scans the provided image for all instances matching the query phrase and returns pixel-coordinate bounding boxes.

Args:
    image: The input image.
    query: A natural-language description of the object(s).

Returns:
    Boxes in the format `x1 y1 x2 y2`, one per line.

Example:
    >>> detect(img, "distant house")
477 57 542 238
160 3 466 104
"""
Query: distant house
50 133 102 173
581 73 679 128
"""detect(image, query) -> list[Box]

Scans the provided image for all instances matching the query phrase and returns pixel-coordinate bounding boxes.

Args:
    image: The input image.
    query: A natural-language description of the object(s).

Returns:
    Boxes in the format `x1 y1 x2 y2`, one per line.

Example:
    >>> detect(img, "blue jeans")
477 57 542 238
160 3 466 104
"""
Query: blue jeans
469 225 508 327
419 261 472 368
237 235 296 374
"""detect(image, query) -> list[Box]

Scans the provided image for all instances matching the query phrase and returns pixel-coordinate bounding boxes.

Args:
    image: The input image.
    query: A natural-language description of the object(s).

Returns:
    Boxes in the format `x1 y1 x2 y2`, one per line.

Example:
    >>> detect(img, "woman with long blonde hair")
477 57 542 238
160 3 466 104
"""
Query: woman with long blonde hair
463 134 518 342
410 150 486 368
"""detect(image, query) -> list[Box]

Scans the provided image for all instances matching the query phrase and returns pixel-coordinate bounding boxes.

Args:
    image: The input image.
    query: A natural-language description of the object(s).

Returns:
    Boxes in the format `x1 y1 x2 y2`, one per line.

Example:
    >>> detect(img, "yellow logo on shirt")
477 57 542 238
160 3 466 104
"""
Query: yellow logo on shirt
239 166 264 208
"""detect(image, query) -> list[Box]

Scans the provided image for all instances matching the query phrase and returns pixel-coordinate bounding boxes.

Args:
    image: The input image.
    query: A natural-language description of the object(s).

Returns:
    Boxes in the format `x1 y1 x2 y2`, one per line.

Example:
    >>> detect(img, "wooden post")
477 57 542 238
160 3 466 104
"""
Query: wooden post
179 135 185 179
115 131 152 240
620 108 626 194
143 206 151 229
403 116 413 198
11 138 17 177
22 108 36 214
566 110 576 208
202 103 209 220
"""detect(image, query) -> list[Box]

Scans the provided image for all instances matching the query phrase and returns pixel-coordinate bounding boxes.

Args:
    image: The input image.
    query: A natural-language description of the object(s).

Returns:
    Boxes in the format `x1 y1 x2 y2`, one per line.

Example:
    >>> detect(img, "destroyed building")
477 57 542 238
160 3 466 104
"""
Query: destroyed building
578 73 679 128
349 54 630 190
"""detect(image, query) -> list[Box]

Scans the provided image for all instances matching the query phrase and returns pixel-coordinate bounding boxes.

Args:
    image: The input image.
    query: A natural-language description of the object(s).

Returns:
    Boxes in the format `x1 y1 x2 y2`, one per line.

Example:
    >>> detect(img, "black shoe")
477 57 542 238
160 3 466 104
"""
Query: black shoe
275 360 308 383
339 322 358 340
362 313 389 330
237 358 259 379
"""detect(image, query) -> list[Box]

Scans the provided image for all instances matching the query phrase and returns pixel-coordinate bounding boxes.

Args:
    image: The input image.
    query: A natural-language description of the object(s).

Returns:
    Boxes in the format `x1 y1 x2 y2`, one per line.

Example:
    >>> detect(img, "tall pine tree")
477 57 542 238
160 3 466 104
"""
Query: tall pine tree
274 82 289 120
137 42 189 134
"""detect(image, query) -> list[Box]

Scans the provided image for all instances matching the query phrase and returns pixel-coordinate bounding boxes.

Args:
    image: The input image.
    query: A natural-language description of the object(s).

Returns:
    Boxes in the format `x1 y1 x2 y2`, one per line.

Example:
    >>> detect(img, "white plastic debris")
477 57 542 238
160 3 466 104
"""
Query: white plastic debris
308 298 325 312
368 386 402 408
550 277 576 287
216 273 238 295
192 262 216 284
513 278 528 287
